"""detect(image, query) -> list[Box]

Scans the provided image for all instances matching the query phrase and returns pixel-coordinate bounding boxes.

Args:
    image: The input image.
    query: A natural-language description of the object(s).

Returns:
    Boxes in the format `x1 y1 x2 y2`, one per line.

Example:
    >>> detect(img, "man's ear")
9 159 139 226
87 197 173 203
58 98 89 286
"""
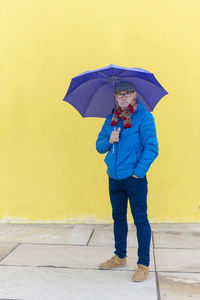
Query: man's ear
133 91 137 97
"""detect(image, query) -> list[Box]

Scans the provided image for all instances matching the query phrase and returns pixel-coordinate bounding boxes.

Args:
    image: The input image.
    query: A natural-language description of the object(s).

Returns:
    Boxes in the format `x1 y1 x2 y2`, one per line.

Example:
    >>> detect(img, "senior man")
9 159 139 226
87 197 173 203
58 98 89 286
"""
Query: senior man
96 81 159 282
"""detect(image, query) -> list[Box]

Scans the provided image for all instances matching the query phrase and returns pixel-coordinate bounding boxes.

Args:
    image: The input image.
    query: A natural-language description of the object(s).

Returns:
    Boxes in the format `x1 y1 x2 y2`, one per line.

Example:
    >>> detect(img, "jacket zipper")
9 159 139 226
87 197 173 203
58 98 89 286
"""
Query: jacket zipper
114 110 139 180
114 120 123 180
114 141 118 179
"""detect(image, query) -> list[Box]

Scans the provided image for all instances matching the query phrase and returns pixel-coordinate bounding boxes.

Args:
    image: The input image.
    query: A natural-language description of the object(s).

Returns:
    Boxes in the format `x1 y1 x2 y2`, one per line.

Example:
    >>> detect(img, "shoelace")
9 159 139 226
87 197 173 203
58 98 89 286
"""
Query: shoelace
134 265 145 275
106 255 116 263
106 255 126 263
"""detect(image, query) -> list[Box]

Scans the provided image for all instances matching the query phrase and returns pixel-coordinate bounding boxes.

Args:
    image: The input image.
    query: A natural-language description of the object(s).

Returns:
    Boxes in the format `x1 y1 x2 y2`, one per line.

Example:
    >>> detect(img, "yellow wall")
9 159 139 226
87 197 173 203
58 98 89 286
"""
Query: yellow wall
1 0 200 223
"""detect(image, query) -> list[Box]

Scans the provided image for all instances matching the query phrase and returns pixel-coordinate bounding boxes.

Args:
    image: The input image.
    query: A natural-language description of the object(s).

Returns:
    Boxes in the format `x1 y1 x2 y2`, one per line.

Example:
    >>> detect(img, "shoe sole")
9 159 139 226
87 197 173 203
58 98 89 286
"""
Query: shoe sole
132 278 147 282
132 274 149 282
99 263 127 270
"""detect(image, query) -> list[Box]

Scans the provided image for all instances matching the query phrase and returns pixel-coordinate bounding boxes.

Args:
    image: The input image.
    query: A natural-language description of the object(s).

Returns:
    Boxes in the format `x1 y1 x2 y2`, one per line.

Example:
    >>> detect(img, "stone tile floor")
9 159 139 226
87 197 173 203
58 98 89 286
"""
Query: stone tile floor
0 223 199 300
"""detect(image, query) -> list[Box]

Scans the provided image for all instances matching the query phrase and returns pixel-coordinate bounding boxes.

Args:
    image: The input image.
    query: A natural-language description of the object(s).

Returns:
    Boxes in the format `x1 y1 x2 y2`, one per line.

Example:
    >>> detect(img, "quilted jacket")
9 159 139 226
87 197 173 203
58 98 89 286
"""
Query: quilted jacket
96 98 159 180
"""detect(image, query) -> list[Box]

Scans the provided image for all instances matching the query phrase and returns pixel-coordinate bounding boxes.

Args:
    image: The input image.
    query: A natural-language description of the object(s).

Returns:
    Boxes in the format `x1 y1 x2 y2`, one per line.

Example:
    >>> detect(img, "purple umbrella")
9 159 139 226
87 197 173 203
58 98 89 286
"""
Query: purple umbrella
62 64 168 118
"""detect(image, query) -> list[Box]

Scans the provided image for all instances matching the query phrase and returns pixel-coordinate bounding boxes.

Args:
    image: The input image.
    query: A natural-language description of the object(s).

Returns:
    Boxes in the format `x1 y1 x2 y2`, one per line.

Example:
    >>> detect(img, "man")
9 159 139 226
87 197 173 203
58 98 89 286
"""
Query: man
95 81 159 282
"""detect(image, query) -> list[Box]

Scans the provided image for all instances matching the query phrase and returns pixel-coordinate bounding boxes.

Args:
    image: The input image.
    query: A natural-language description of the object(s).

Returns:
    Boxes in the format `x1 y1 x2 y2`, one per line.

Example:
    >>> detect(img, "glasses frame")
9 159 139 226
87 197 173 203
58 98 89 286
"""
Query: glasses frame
114 91 135 98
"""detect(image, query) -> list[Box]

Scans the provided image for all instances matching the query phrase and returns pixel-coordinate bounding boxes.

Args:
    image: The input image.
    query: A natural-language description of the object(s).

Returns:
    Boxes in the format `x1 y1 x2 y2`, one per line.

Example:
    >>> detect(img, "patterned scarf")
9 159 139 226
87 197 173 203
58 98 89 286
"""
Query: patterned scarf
111 98 137 129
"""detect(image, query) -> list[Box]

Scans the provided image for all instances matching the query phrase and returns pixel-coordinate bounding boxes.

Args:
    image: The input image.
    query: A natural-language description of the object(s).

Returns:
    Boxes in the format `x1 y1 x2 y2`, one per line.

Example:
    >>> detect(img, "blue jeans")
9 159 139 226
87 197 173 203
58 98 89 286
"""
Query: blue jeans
108 175 151 266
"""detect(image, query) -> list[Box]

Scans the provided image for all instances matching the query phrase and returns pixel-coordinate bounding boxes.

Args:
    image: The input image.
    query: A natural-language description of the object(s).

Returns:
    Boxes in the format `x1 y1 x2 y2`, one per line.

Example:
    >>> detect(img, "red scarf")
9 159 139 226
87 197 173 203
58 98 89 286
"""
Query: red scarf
111 98 137 129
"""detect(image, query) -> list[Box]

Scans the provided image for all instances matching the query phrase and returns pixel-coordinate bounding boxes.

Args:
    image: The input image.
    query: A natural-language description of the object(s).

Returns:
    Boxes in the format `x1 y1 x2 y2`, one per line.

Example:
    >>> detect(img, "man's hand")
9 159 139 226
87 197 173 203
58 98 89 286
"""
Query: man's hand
132 174 140 178
109 128 121 144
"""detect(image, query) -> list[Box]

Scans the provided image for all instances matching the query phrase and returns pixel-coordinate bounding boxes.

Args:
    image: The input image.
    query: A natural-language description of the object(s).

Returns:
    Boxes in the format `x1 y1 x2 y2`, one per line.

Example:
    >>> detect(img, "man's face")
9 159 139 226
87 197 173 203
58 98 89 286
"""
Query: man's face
115 90 137 108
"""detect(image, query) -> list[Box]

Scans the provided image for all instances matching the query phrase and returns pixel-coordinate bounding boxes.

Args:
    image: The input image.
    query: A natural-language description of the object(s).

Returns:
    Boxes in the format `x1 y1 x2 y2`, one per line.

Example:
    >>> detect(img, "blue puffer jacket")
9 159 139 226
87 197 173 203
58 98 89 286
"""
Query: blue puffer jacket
96 98 159 180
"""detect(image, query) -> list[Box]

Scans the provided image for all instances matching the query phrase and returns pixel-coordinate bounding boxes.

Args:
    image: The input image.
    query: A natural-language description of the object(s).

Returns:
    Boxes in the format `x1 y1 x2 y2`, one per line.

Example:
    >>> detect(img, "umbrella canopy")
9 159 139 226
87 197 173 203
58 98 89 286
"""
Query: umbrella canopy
63 64 168 118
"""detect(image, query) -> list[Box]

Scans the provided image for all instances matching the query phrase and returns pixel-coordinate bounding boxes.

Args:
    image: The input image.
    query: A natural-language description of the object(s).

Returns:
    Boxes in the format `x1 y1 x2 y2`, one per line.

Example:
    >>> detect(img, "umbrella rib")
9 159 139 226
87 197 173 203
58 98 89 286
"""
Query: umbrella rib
84 83 108 116
136 91 153 111
120 73 167 91
97 69 126 83
116 69 127 77
97 71 110 79
66 78 97 97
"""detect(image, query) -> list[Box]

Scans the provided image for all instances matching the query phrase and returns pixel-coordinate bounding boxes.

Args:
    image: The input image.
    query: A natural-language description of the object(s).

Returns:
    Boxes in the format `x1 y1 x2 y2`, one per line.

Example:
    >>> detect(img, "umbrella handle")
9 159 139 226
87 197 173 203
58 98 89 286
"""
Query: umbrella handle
112 126 116 153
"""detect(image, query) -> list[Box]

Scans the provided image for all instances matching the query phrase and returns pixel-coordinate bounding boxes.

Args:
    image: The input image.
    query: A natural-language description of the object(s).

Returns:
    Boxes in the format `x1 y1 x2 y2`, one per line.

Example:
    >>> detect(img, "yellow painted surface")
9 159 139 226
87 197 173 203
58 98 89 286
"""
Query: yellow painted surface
0 0 200 223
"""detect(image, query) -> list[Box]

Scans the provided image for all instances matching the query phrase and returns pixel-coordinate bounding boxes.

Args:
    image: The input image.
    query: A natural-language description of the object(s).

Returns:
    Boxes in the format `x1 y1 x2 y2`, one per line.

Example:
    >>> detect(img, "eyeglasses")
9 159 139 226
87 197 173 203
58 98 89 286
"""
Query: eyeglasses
115 91 134 98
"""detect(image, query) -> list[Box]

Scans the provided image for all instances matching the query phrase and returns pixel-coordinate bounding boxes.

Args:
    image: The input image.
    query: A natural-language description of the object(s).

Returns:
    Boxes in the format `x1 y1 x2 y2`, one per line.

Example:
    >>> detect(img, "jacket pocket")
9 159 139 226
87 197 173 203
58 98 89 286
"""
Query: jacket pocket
104 152 113 169
135 148 142 164
132 149 137 167
117 148 137 168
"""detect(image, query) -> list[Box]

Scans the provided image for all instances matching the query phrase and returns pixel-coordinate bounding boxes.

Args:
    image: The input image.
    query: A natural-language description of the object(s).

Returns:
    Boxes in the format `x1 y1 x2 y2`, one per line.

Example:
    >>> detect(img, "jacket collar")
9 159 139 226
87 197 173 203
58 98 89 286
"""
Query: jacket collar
135 97 145 112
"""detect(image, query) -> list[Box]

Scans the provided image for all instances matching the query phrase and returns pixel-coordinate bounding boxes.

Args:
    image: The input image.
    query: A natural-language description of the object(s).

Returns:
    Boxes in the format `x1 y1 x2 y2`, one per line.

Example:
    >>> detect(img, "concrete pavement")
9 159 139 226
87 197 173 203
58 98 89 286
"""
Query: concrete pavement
0 223 199 300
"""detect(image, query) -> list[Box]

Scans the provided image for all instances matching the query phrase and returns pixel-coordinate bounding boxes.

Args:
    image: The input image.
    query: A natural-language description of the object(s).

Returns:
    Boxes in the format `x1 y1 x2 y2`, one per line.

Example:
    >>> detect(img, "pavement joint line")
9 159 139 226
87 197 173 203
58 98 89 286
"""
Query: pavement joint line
0 264 155 271
0 242 136 247
1 242 200 251
0 242 136 248
152 232 161 300
0 264 199 274
0 242 90 247
0 242 153 250
155 270 200 274
86 228 95 246
152 232 200 235
1 242 199 250
0 243 21 263
0 242 138 248
153 247 200 250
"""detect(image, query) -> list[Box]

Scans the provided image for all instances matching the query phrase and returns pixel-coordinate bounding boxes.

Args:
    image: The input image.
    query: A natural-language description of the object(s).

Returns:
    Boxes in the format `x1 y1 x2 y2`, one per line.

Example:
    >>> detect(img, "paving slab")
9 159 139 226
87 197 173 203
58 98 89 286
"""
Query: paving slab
94 223 200 233
89 229 153 248
0 244 155 271
155 248 200 272
0 224 93 245
153 231 200 249
158 272 200 300
0 266 157 300
0 243 18 261
94 223 134 231
150 223 200 232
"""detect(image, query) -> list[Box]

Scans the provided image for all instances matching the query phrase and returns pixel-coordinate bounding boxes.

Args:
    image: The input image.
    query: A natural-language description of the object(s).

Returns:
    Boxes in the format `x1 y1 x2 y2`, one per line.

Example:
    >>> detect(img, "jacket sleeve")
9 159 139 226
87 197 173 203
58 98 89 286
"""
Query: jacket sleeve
134 112 159 178
96 118 112 154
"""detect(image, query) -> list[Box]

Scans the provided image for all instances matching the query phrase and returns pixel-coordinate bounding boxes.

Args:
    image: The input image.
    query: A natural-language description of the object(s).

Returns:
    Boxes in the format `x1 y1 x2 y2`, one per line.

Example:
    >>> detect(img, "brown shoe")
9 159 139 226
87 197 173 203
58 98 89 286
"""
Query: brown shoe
99 254 127 270
132 264 149 281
